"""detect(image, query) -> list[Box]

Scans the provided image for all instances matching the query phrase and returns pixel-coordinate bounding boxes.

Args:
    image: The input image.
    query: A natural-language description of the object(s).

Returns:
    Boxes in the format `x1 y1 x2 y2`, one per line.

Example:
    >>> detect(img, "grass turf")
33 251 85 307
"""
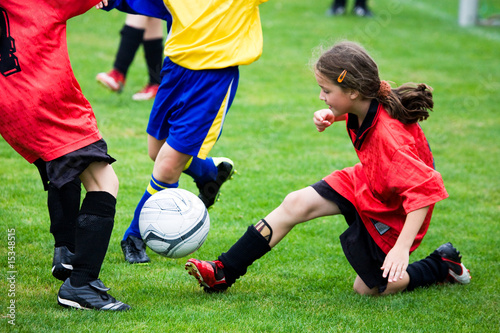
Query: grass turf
0 0 499 332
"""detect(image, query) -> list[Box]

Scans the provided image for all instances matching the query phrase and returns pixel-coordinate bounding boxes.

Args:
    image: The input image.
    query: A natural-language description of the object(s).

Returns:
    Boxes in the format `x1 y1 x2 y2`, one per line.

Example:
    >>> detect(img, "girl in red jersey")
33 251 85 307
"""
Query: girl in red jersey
0 1 129 310
185 41 471 295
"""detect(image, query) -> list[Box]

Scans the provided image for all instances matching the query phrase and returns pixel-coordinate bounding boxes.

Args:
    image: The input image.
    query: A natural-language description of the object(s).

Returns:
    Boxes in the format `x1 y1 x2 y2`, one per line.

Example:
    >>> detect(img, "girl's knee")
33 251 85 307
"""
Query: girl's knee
353 276 378 296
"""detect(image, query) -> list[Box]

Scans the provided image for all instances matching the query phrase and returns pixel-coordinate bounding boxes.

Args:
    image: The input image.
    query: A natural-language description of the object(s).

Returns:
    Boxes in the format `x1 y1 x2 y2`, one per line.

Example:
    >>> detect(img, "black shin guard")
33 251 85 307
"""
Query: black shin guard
70 192 116 287
218 225 271 286
406 250 448 292
48 179 81 252
143 38 163 85
114 25 144 76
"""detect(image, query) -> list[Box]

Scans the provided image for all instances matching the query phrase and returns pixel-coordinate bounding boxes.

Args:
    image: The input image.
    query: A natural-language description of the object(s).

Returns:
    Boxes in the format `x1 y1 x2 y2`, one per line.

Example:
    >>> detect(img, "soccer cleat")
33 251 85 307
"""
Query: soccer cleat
185 259 228 293
353 6 373 17
132 83 160 101
121 235 150 264
196 157 235 209
326 5 345 16
58 278 130 311
96 69 125 92
52 246 74 281
436 242 471 284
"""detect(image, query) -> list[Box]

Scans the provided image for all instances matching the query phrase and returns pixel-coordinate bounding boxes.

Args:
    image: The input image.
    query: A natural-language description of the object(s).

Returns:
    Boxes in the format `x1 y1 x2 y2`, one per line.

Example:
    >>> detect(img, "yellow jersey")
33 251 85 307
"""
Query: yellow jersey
164 0 269 70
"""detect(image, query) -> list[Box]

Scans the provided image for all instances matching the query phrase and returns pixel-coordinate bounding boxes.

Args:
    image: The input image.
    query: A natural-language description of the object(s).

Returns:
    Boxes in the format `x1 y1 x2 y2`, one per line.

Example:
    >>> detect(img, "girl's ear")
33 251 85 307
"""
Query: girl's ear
349 89 360 100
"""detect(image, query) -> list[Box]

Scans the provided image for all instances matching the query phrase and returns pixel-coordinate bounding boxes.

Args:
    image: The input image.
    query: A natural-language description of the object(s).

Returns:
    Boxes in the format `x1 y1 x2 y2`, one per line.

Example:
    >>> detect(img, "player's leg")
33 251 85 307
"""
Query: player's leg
56 151 129 310
353 0 373 17
352 274 409 295
96 14 147 92
68 162 118 289
180 69 239 208
186 186 342 291
183 156 235 208
328 0 347 15
405 242 471 291
353 242 471 296
35 159 81 281
132 17 163 101
121 140 191 263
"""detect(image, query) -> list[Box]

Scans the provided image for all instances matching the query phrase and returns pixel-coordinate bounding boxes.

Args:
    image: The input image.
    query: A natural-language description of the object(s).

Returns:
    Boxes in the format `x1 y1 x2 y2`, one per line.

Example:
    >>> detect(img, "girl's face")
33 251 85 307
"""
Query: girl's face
315 71 355 117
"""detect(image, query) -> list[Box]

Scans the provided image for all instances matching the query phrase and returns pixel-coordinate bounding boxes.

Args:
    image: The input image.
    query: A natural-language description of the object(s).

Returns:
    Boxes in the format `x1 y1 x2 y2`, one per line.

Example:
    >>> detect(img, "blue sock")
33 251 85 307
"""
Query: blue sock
183 157 217 184
122 175 178 240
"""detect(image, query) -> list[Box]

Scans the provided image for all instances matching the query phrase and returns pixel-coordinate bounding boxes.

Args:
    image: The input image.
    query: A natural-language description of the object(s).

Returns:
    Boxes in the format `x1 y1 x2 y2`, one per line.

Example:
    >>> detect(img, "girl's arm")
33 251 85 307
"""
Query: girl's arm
381 206 429 283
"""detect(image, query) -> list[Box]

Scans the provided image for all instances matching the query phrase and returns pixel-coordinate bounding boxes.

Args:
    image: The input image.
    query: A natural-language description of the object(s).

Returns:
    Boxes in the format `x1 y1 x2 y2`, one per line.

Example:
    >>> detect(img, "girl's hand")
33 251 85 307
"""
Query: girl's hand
381 245 409 283
313 109 335 132
96 0 108 9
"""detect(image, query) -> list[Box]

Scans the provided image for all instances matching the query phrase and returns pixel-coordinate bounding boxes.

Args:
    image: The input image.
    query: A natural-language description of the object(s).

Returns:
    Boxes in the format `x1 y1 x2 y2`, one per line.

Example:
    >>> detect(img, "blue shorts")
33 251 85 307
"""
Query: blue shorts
148 58 239 159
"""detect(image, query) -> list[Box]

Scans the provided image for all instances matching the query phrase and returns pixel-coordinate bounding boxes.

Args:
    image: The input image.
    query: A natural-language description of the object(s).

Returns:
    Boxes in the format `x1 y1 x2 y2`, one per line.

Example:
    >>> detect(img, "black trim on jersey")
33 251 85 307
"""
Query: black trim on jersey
347 99 379 150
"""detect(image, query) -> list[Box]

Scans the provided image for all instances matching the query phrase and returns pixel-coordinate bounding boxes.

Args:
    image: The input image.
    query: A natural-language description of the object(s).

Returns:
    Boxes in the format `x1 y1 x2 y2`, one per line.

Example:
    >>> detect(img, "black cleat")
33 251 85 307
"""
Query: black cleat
196 157 235 209
58 278 130 311
326 5 345 16
121 235 150 264
52 246 74 281
353 5 373 17
436 242 471 284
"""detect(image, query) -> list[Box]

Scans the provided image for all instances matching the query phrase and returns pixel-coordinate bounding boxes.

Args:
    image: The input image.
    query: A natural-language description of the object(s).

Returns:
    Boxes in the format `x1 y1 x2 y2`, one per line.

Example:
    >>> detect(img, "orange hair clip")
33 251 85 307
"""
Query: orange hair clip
337 69 347 83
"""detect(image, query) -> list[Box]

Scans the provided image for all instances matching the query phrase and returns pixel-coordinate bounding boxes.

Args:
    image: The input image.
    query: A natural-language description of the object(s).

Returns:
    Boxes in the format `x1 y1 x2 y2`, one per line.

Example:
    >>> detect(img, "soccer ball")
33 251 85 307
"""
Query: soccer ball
139 188 210 259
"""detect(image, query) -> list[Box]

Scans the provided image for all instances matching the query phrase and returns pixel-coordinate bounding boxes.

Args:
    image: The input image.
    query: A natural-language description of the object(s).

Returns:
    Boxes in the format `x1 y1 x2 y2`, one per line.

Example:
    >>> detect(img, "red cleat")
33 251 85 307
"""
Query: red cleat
132 83 159 101
185 258 228 292
96 69 125 92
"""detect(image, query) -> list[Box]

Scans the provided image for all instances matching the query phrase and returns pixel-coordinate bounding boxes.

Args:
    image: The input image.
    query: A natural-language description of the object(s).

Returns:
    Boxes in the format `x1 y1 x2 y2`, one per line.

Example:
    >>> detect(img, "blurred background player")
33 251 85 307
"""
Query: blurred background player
98 0 268 264
0 1 129 310
96 14 164 100
327 0 373 17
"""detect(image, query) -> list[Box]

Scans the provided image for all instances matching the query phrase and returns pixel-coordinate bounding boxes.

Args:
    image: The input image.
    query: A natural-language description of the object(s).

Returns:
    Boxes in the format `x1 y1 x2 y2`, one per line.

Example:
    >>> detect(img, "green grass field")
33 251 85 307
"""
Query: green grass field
1 0 499 332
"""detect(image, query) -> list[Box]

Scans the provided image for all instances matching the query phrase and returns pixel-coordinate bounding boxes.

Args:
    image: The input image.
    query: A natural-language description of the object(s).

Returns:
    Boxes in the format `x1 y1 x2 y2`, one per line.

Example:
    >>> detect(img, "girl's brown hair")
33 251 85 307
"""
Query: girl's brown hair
315 41 433 124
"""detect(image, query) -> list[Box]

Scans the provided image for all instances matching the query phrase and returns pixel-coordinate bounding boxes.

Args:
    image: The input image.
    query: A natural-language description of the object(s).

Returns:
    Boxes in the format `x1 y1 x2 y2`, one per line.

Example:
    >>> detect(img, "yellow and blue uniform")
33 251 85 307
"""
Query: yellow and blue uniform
107 0 269 241
107 0 268 158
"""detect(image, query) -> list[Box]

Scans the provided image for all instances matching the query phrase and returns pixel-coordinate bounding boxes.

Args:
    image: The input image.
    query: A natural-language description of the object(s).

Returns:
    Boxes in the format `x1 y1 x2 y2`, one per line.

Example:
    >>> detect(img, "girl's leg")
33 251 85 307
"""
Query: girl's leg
265 186 342 247
186 186 342 291
352 274 409 296
352 243 470 296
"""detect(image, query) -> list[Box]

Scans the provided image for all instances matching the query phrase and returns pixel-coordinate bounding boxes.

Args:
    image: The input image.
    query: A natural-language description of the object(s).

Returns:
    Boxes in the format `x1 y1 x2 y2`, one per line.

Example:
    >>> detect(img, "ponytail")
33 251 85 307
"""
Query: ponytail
378 83 433 124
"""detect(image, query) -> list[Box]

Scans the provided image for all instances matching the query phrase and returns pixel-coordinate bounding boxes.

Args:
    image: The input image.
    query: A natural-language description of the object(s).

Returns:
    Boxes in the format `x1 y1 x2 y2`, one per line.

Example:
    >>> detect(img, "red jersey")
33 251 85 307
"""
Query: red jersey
324 101 448 254
0 0 102 163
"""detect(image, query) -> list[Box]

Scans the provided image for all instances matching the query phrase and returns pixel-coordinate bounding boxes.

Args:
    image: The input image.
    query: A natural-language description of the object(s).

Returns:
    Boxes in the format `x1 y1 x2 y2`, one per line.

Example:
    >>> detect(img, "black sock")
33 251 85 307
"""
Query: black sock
218 225 271 286
405 250 448 292
70 192 116 287
143 38 163 85
113 25 144 76
48 179 81 252
354 0 367 8
333 0 346 8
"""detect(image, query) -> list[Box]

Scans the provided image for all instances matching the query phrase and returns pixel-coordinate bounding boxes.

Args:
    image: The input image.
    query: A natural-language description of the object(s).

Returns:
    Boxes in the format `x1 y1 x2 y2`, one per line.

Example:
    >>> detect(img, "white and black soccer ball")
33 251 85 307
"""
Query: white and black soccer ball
139 188 210 259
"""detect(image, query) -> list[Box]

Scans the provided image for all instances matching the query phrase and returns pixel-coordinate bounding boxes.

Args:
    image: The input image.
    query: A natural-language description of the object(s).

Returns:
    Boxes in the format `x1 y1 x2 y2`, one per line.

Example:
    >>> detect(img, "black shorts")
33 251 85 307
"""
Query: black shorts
311 180 388 292
34 139 115 189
